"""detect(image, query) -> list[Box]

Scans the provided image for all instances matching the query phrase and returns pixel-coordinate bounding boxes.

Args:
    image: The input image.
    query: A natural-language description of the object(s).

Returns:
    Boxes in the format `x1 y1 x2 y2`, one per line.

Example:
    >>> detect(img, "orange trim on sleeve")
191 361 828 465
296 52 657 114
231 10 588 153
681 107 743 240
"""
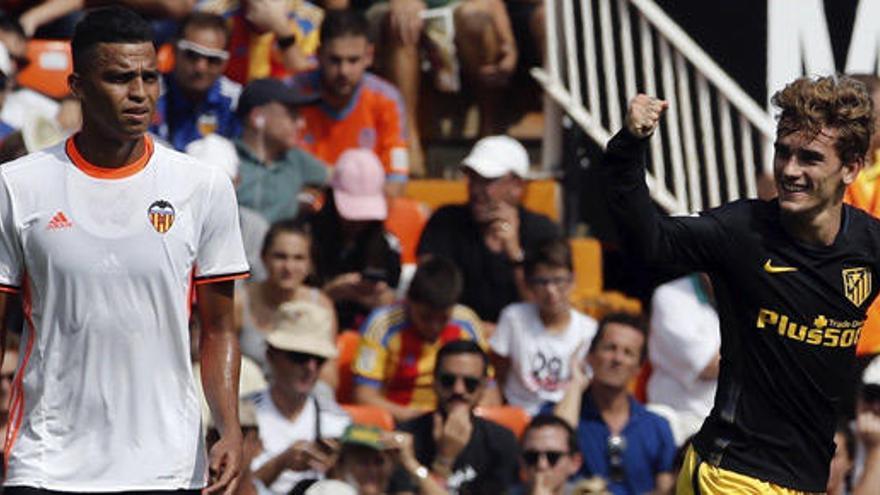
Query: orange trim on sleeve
193 271 250 285
0 285 20 294
4 276 35 475
66 134 154 179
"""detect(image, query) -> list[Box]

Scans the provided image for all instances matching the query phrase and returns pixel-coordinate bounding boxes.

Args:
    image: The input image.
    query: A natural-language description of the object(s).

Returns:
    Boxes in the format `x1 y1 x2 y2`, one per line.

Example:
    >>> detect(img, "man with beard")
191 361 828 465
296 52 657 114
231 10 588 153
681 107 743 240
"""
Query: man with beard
288 9 409 194
417 135 560 324
387 340 519 494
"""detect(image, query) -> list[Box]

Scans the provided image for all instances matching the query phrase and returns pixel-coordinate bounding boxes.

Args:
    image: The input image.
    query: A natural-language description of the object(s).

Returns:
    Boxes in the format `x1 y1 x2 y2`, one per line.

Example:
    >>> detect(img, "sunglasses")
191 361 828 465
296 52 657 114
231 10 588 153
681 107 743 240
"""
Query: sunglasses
283 350 326 366
523 449 566 467
177 40 229 66
437 372 482 393
607 435 626 482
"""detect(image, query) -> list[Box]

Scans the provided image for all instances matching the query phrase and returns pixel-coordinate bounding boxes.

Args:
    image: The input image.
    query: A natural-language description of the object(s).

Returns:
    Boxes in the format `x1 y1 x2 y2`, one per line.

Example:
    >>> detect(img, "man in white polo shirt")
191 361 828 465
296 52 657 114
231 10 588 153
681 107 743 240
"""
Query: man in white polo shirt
0 6 248 494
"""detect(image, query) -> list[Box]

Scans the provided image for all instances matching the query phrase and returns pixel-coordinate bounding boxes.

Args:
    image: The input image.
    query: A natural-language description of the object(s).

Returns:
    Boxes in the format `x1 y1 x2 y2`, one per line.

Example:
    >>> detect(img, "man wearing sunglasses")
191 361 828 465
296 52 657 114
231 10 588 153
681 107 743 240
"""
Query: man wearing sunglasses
515 415 583 495
248 301 351 494
151 12 242 152
388 340 519 494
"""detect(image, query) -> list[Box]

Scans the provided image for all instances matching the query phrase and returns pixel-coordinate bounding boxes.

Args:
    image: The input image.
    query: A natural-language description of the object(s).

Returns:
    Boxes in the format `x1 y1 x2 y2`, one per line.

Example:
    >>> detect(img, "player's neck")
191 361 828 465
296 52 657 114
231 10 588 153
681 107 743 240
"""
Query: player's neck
539 306 571 331
781 203 843 247
589 384 631 426
241 131 285 164
321 86 354 111
74 129 145 169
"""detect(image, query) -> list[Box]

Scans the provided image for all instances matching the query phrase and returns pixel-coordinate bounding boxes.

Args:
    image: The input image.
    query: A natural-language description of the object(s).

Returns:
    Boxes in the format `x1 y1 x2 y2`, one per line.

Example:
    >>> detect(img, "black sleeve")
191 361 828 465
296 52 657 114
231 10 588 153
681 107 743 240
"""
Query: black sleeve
486 427 521 494
600 128 728 271
417 208 453 258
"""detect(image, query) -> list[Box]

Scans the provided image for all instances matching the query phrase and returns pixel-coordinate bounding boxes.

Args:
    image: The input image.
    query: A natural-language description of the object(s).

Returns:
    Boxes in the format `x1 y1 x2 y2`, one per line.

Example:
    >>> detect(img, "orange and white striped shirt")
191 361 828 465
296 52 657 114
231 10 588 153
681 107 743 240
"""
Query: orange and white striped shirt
0 135 249 491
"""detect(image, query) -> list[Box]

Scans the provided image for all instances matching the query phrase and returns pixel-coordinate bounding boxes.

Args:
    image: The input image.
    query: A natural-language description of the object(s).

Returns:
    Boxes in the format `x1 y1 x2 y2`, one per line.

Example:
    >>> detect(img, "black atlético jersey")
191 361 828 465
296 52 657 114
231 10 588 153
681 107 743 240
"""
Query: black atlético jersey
601 129 880 491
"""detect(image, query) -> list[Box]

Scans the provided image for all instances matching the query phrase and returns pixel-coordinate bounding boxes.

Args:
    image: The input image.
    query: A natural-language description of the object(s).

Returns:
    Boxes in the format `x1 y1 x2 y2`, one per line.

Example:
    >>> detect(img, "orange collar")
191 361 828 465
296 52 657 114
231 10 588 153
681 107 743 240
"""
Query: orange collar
66 134 154 179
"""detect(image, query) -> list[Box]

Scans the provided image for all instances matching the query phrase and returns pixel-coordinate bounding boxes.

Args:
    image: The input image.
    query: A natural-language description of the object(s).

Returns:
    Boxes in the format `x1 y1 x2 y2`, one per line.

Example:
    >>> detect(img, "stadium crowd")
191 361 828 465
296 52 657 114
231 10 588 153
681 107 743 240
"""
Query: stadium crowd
0 2 879 495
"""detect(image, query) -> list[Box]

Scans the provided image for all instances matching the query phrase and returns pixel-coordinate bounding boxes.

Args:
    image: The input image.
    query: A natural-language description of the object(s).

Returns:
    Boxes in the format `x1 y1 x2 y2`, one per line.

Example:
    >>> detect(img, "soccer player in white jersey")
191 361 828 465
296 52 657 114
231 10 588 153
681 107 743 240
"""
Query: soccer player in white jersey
0 7 248 495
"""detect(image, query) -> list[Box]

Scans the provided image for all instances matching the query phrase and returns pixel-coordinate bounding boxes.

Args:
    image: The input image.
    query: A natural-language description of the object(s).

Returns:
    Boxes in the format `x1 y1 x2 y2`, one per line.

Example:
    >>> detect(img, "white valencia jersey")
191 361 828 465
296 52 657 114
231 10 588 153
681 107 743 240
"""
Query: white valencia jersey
0 136 249 491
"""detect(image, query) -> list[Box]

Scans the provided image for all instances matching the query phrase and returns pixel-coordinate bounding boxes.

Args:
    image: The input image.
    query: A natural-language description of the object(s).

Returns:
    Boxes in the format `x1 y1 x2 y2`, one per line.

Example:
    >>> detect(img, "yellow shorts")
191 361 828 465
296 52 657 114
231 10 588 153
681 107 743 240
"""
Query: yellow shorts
675 446 819 495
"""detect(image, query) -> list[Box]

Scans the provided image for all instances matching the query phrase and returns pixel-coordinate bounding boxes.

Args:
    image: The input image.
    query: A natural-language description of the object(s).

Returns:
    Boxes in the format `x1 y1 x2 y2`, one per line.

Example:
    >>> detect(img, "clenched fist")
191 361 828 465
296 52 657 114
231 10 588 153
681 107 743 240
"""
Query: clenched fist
625 94 668 138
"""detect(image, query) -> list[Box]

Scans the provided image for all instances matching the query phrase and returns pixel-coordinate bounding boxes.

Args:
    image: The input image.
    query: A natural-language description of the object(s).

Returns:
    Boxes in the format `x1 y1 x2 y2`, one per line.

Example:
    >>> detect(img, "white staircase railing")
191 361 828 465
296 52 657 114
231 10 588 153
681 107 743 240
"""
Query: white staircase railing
532 0 776 213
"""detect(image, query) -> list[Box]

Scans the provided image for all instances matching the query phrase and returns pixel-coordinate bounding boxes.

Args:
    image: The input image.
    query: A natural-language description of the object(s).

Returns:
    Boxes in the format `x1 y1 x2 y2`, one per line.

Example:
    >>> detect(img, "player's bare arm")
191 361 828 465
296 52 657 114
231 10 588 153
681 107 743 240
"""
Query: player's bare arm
199 280 243 495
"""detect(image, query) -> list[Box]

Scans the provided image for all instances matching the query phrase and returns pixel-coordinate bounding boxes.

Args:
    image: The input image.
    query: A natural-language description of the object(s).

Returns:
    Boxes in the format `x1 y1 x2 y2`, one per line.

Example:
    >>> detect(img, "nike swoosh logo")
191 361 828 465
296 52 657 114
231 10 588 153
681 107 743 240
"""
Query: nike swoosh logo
764 259 798 273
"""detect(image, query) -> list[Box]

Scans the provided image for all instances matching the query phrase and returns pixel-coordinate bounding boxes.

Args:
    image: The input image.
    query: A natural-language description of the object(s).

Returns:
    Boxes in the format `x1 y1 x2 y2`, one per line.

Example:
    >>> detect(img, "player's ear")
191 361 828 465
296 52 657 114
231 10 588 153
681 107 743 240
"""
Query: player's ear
68 72 82 99
842 156 864 186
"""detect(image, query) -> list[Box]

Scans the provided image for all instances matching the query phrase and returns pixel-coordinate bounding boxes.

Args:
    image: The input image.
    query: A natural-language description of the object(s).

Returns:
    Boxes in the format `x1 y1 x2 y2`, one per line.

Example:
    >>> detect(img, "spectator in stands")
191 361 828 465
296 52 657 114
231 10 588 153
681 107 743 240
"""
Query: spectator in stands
289 9 409 194
308 149 401 330
236 220 337 385
513 415 584 495
553 313 676 495
248 300 351 494
292 424 449 495
851 357 880 494
370 0 518 171
151 12 242 151
418 135 559 324
234 77 330 223
353 256 494 422
646 273 720 446
387 340 520 494
198 0 322 83
490 237 597 416
0 41 16 143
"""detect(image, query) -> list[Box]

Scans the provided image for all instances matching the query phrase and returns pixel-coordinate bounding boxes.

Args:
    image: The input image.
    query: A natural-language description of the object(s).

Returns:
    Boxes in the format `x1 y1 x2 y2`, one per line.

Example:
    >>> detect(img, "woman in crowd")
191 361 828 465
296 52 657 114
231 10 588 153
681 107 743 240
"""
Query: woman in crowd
236 219 338 388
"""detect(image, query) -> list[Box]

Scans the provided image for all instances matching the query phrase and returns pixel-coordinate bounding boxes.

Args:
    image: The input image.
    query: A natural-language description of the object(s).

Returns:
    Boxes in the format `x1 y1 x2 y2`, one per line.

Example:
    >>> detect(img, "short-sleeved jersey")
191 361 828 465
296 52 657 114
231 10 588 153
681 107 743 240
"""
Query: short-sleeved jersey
0 136 249 491
353 303 483 409
602 129 880 492
290 71 409 181
198 0 323 83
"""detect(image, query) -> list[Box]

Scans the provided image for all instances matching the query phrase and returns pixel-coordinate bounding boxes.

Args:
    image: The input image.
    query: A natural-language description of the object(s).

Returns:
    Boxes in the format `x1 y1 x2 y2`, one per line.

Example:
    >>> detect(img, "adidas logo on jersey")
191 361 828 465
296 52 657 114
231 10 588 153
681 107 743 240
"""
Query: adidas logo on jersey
46 211 73 230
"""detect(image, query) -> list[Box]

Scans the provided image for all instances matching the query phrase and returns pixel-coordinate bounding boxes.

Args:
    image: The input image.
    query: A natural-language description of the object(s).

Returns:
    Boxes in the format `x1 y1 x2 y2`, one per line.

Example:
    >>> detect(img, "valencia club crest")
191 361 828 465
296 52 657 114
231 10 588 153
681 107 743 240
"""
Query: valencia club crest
148 200 175 233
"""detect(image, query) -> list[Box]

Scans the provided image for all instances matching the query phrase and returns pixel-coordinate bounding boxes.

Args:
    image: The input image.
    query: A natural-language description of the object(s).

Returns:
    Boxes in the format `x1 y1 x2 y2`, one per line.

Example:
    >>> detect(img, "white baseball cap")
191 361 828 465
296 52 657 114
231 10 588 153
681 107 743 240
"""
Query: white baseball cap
461 135 529 179
0 41 12 77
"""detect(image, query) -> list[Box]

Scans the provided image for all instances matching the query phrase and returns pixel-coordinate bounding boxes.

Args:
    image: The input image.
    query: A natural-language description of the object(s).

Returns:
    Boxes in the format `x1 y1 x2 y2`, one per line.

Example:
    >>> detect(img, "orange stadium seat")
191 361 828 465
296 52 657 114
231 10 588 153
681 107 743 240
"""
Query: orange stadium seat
385 197 431 264
404 179 561 223
340 404 395 431
156 43 175 73
17 39 72 99
336 330 361 404
569 237 603 299
474 405 531 438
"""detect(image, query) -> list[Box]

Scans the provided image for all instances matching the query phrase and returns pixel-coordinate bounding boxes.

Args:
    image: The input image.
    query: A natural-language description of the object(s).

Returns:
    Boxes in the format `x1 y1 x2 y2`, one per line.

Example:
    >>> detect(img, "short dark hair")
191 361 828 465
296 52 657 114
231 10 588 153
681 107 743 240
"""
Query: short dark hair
523 415 579 454
524 237 573 279
260 218 311 257
177 12 230 46
435 340 489 377
589 312 648 362
71 7 155 73
0 12 26 39
319 9 370 46
407 256 463 309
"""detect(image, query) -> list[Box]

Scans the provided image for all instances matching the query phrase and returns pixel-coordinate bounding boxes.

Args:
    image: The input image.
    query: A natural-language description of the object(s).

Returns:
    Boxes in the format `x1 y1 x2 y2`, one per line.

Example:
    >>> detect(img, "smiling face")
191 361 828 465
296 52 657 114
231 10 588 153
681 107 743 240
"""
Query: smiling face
773 128 861 219
69 42 159 143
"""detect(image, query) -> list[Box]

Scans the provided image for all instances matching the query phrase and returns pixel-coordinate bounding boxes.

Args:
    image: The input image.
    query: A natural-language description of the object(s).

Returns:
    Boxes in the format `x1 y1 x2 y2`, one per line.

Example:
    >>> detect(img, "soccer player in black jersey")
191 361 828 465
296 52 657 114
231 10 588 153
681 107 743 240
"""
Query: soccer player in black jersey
601 75 879 493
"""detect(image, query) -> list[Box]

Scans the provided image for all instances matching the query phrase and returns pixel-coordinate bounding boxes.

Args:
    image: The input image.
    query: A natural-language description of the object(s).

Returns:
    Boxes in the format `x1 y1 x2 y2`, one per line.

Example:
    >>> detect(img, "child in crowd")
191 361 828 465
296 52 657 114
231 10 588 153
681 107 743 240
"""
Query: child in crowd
489 237 597 415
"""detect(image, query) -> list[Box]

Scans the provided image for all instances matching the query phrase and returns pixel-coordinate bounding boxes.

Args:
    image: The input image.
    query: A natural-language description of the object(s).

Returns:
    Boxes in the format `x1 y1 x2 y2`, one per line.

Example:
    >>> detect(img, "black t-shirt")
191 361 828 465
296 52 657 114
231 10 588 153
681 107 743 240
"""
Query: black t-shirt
388 412 520 494
417 204 560 322
601 129 880 491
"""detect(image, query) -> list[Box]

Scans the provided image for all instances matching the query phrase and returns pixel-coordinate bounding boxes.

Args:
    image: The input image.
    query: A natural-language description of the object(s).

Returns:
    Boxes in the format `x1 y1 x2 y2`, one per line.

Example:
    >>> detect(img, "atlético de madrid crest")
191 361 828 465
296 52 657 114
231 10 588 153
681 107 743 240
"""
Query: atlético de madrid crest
148 200 175 234
843 267 872 307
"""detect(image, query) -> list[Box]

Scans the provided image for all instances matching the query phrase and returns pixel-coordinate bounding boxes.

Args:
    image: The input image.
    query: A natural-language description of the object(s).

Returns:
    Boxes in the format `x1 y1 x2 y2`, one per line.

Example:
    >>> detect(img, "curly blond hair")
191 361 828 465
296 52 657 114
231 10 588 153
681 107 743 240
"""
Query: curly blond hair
771 75 874 164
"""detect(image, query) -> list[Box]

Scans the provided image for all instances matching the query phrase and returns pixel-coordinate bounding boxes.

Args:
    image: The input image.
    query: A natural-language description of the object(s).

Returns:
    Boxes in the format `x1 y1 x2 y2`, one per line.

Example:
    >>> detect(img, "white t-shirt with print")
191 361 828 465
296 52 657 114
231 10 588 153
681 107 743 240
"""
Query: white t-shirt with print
489 303 597 415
